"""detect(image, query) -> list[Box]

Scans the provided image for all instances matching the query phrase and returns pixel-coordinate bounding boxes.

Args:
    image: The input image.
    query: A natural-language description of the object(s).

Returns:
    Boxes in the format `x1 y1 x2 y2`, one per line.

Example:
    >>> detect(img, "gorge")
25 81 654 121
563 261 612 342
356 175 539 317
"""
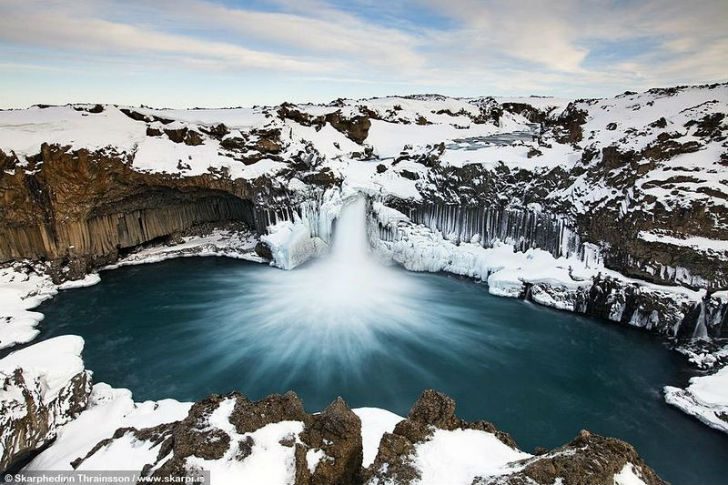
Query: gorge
1 84 727 485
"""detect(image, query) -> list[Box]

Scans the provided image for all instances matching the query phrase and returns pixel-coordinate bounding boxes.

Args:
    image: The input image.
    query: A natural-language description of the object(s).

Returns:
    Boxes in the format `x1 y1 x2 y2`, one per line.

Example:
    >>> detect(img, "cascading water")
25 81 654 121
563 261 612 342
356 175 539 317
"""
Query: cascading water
198 196 482 386
34 202 728 484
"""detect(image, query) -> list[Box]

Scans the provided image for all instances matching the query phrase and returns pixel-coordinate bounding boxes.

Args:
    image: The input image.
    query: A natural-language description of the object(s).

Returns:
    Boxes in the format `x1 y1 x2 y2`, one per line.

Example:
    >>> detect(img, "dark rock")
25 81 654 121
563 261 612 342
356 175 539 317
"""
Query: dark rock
650 117 667 128
297 397 362 485
230 391 308 434
486 430 667 485
74 105 104 114
255 241 273 260
235 436 255 460
325 111 371 144
1 369 92 472
184 130 204 146
399 169 418 180
200 123 230 139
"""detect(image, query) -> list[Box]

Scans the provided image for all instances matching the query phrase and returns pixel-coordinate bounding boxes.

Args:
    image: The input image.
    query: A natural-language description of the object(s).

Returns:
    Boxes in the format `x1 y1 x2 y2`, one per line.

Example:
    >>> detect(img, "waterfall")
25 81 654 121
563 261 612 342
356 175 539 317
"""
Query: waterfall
330 197 369 263
692 300 710 340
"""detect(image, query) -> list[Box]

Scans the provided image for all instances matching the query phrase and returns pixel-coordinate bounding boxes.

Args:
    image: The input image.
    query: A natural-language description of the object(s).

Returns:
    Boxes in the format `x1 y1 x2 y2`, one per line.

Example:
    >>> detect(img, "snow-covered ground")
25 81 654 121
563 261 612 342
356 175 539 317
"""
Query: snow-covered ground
0 265 57 349
664 366 728 434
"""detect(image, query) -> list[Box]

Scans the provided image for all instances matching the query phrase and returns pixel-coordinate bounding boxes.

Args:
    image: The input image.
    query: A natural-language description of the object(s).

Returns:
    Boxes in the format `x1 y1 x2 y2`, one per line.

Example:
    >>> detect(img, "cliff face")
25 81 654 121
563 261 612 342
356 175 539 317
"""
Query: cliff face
0 84 725 291
0 144 259 278
0 337 91 473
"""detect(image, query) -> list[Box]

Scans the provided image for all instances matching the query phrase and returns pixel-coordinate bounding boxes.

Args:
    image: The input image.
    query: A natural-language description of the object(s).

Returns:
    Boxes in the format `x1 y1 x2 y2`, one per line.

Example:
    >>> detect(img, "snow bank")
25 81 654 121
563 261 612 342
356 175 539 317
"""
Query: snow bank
27 383 191 471
0 335 85 404
664 366 728 434
0 266 57 349
353 407 402 467
58 273 101 290
104 228 262 270
412 428 530 484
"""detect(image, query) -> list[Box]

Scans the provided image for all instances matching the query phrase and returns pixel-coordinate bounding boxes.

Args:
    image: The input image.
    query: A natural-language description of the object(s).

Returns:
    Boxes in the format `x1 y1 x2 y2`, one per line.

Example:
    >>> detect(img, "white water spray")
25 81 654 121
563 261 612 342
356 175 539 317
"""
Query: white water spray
199 195 480 384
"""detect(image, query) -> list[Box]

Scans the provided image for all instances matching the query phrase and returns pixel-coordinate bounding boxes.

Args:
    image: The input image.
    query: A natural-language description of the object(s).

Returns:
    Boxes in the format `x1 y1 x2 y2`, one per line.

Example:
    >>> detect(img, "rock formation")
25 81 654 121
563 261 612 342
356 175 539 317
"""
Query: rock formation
0 337 91 472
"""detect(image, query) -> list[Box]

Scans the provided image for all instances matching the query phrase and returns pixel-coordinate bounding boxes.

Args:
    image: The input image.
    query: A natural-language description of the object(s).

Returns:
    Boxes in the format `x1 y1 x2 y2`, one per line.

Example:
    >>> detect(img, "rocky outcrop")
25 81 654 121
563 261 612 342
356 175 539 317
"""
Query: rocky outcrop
363 390 663 485
73 391 363 485
57 388 665 485
277 104 371 144
0 144 259 280
0 336 92 473
474 430 666 485
364 390 517 484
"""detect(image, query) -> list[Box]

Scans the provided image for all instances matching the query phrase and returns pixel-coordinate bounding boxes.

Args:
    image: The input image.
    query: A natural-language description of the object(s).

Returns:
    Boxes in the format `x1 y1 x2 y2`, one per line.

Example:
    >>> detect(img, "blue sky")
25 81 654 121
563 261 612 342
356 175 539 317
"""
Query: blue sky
0 0 726 108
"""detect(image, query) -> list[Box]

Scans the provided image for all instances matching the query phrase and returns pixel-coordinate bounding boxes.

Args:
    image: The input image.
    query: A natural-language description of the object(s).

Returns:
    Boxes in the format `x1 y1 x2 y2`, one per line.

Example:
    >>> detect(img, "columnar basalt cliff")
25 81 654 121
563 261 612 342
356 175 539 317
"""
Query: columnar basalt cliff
0 145 262 277
0 85 727 482
0 84 726 330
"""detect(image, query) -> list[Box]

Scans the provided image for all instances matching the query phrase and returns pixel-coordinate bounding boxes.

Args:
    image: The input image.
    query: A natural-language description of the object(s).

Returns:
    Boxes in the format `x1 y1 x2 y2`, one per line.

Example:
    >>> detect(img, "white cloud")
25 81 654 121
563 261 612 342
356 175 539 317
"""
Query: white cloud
0 0 334 72
0 0 726 104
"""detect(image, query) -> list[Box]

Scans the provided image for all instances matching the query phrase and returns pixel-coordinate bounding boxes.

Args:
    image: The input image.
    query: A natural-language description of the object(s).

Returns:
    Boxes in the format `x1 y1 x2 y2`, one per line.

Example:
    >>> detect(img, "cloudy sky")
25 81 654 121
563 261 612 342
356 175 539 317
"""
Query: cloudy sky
1 0 726 108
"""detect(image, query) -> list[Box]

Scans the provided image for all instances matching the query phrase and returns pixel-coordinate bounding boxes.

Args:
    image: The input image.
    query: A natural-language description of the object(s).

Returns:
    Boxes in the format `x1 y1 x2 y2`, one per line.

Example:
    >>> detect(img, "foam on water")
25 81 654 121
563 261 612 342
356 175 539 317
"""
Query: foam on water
34 230 728 484
198 196 479 386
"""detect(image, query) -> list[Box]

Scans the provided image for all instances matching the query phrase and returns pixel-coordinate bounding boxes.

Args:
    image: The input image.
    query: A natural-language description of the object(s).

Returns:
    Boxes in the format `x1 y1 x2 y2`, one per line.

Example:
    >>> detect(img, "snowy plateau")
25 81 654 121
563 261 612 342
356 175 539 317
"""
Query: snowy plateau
1 83 727 484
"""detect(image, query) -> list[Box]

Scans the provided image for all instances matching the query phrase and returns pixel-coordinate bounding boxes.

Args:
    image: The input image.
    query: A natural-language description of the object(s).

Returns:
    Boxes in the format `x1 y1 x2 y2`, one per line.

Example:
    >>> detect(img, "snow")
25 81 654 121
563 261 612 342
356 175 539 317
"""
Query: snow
58 273 101 290
440 136 579 172
412 428 530 484
79 435 162 471
338 159 421 201
104 229 262 270
0 335 85 403
613 463 649 485
366 119 500 159
353 407 403 467
27 383 191 471
664 365 728 434
186 397 304 485
136 107 268 130
305 448 325 474
134 134 260 180
0 265 57 349
0 106 145 157
287 120 360 159
638 231 728 256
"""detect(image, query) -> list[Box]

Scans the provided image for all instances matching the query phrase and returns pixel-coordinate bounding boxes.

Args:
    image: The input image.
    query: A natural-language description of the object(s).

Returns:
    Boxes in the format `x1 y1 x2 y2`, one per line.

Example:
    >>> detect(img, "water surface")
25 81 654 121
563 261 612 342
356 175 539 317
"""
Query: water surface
35 258 728 485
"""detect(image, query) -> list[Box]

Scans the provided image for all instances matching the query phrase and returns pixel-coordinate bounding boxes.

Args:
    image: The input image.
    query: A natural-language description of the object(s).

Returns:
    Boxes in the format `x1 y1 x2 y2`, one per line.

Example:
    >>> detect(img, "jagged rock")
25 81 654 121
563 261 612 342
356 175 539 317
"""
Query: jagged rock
146 126 162 137
365 390 518 484
0 337 92 473
296 397 363 485
473 430 666 485
552 102 588 144
502 102 548 124
324 111 371 144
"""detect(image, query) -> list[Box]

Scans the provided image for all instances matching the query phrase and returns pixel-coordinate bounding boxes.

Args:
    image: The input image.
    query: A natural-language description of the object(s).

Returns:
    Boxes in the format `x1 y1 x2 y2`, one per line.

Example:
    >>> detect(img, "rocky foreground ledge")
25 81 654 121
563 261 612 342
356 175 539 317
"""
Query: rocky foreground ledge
1 337 663 485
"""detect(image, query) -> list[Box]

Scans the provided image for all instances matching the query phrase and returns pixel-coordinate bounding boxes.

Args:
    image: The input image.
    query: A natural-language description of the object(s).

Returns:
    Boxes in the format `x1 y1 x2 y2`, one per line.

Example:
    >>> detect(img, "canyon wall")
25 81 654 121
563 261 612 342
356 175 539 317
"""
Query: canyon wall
0 144 260 277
